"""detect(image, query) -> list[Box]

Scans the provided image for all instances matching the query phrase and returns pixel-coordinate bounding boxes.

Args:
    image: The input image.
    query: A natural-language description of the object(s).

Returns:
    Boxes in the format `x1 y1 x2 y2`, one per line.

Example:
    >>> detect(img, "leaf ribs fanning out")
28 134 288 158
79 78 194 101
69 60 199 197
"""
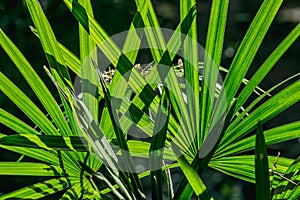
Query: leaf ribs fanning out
0 0 299 199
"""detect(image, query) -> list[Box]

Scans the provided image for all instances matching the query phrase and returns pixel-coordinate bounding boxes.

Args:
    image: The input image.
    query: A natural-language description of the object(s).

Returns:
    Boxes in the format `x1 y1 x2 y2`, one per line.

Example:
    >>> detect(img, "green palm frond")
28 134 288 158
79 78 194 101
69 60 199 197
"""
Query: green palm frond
0 0 299 199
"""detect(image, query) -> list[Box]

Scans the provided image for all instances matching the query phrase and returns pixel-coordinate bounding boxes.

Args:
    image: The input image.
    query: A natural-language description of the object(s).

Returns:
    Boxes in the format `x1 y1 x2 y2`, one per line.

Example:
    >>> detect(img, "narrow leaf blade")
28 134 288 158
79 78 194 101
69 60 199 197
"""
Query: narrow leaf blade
255 121 270 200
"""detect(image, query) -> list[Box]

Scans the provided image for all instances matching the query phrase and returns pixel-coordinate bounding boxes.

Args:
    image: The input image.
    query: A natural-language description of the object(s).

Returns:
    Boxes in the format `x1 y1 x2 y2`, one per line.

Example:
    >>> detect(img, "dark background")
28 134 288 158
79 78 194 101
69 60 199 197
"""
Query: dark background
0 0 299 199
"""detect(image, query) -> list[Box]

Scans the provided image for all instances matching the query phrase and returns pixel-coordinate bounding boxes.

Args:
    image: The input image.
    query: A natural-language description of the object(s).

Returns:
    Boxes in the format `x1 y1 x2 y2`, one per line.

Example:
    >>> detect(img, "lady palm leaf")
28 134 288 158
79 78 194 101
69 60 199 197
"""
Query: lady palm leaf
272 156 300 199
255 122 271 200
209 155 294 186
200 0 228 144
0 178 72 200
0 0 299 199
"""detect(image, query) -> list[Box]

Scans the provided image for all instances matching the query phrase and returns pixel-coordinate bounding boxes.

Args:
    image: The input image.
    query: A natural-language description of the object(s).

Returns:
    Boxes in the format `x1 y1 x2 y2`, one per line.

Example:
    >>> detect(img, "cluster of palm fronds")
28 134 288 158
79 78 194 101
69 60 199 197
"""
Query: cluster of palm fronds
0 0 299 199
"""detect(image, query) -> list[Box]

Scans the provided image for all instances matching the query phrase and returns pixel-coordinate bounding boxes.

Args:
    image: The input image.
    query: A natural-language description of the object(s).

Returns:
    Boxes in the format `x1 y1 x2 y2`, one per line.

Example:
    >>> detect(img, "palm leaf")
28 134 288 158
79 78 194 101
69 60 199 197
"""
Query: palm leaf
0 162 63 176
216 121 300 158
255 122 271 200
0 29 71 136
26 0 71 83
0 72 60 136
272 156 300 200
176 155 212 199
234 23 300 113
220 79 300 148
212 0 283 126
78 0 98 122
149 91 170 200
0 134 85 152
0 178 72 200
30 26 81 75
200 0 228 144
209 155 293 187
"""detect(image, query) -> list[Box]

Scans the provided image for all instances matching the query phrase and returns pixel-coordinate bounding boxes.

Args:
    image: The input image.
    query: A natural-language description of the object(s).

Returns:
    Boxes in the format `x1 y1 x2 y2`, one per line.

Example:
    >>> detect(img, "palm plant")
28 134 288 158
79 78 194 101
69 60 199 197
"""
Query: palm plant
0 0 299 199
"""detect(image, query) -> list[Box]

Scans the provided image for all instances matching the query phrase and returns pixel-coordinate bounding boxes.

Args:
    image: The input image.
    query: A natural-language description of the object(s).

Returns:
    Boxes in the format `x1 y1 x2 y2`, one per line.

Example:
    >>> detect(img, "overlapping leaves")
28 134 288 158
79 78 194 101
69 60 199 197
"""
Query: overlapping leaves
0 0 299 199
